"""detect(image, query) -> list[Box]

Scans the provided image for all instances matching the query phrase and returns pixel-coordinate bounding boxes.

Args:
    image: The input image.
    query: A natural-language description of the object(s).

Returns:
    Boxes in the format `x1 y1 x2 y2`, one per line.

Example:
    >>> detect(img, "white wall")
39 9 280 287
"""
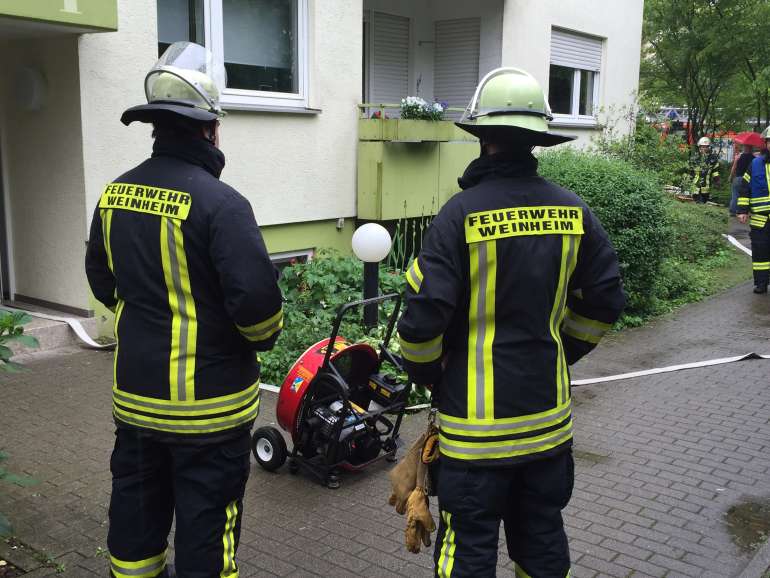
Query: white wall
502 0 644 147
79 0 362 228
364 0 503 103
78 0 168 224
0 36 90 310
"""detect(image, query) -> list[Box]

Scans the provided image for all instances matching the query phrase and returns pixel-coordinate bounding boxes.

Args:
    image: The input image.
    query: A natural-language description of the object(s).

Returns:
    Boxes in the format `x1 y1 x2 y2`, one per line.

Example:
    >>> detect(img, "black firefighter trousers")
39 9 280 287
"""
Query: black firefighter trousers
107 427 251 578
750 217 770 288
434 450 574 578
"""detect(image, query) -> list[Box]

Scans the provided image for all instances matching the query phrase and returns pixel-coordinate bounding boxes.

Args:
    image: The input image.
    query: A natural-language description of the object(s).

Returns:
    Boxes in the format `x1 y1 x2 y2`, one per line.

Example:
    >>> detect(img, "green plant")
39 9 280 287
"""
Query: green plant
539 148 672 317
0 310 39 372
591 106 690 187
260 251 407 389
400 97 446 121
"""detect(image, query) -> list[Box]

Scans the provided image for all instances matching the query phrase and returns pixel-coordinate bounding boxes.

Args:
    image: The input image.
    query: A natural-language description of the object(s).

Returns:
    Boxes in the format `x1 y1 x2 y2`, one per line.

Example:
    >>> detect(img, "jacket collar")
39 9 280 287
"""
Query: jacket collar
458 150 539 190
152 134 226 179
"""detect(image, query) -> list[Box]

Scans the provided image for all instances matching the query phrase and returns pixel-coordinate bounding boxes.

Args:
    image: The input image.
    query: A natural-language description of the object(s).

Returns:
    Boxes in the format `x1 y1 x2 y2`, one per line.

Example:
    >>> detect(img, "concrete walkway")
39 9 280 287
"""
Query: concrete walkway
1 265 769 576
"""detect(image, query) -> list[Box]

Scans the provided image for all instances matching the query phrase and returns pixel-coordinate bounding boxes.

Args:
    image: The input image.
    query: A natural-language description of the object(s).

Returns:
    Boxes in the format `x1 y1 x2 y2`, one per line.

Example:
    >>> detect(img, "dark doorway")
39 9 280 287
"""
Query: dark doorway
0 139 10 303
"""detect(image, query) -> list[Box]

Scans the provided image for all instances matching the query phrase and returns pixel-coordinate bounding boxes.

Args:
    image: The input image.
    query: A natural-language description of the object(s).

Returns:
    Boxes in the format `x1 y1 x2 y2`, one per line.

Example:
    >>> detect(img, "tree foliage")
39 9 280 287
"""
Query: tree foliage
642 0 770 136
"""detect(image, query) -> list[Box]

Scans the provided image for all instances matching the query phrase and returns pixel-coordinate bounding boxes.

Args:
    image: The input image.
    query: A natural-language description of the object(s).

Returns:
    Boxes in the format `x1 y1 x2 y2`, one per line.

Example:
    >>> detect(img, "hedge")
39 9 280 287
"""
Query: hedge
538 148 672 315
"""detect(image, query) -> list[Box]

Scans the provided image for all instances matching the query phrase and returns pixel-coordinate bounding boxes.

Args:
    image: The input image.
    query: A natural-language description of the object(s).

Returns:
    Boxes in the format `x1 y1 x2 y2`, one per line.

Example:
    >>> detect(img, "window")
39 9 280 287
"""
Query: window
434 18 480 120
157 0 310 111
548 29 602 124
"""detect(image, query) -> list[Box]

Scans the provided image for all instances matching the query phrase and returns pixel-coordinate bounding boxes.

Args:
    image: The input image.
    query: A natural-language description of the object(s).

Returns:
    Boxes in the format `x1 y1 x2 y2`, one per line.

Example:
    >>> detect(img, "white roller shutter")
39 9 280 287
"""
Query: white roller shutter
434 18 480 117
370 12 410 105
550 28 602 71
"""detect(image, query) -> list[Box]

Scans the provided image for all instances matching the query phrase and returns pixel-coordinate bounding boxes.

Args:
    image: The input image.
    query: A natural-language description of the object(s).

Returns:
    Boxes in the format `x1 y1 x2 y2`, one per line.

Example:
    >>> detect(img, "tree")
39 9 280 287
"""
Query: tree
641 0 770 139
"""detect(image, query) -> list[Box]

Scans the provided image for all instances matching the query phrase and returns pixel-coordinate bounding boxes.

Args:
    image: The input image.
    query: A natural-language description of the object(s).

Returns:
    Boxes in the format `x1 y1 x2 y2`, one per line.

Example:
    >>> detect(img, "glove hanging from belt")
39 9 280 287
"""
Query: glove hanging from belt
388 416 439 553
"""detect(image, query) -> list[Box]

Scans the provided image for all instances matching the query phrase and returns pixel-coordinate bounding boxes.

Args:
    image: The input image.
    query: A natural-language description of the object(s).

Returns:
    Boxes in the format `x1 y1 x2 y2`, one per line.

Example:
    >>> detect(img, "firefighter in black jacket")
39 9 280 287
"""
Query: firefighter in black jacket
397 68 625 577
85 42 283 578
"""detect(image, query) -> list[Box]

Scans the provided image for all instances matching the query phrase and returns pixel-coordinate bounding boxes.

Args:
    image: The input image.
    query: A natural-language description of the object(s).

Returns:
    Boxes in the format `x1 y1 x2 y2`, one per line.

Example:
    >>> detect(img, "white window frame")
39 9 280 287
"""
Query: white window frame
270 249 314 266
201 0 310 112
550 67 600 127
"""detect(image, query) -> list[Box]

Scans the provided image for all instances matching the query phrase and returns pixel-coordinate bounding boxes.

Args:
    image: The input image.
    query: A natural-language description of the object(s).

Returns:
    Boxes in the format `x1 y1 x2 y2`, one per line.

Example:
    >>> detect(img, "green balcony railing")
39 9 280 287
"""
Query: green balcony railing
0 0 118 31
357 103 479 220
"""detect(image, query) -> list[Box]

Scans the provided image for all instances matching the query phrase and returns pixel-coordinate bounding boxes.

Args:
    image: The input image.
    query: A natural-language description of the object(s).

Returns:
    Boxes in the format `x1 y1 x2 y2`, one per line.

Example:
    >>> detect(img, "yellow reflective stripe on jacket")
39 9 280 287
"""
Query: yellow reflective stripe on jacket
437 511 456 577
750 214 769 228
101 209 114 273
113 382 259 416
744 171 752 183
439 420 573 461
550 236 579 405
236 308 283 342
439 401 571 438
113 395 260 434
220 500 239 578
160 217 197 402
399 333 443 363
738 197 750 206
405 258 424 293
562 308 611 345
513 562 533 578
113 299 125 387
110 550 166 578
753 262 770 271
467 240 497 420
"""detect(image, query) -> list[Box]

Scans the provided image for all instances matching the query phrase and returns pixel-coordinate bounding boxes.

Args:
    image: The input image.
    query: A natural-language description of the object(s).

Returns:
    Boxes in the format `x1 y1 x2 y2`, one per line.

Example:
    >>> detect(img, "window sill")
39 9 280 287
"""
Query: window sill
550 115 598 128
223 103 322 115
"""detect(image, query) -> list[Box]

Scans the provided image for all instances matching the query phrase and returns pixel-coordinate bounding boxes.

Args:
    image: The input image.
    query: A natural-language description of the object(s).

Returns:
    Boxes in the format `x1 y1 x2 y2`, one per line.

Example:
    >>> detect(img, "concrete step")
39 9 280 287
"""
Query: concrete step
3 304 100 355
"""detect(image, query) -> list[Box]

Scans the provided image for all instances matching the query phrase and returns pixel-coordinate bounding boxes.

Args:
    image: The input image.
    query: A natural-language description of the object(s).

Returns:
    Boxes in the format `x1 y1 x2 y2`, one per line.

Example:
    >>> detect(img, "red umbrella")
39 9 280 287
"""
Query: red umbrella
734 131 764 147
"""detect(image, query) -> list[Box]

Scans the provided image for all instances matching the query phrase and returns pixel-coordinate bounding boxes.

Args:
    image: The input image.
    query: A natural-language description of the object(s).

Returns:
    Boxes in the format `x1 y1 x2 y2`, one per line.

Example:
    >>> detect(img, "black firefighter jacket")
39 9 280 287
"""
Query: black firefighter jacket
85 135 283 439
397 152 625 466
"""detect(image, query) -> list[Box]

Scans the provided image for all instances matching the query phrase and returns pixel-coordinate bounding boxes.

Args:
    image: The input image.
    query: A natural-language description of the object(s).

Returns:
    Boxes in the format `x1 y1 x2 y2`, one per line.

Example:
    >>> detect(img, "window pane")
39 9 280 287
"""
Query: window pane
157 0 204 57
548 65 573 115
223 0 298 94
579 70 595 116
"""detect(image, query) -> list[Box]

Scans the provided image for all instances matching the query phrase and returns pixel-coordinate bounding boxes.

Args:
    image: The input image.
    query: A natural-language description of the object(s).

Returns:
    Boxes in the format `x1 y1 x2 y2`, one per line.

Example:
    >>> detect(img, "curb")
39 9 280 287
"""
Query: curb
739 538 770 578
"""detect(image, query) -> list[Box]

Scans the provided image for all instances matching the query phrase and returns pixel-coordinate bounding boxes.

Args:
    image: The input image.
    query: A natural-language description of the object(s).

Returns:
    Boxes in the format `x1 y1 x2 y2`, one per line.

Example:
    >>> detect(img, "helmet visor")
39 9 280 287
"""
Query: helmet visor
145 41 227 113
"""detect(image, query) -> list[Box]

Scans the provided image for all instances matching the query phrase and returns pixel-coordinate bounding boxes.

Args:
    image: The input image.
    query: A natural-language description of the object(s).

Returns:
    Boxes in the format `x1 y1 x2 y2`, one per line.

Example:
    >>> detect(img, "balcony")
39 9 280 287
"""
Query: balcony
357 104 479 221
0 0 118 34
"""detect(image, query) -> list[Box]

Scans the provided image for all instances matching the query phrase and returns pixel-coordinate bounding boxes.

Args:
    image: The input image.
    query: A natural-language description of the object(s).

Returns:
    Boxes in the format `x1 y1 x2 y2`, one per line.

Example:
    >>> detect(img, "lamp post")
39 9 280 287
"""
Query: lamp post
351 223 392 328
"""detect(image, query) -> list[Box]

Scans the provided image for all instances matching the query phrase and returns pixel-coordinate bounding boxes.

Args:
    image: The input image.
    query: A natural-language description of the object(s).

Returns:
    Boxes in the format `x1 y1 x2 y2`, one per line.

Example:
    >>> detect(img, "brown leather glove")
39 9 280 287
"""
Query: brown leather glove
405 486 436 553
388 431 428 515
421 427 439 464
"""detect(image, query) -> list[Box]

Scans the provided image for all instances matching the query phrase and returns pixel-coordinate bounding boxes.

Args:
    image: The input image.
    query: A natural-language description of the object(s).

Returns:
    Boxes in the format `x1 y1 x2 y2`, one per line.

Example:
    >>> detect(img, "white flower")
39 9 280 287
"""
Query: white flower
432 102 443 112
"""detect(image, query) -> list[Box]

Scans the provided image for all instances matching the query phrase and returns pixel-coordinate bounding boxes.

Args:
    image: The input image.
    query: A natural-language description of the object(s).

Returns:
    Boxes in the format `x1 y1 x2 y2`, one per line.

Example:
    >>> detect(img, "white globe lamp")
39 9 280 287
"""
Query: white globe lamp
352 223 392 263
351 223 392 327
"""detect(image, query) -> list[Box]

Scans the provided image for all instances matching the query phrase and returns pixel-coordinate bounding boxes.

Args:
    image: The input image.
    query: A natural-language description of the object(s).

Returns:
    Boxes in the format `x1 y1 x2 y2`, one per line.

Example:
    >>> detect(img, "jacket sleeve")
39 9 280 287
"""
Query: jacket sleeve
209 194 284 351
710 158 721 188
561 208 625 365
397 209 464 385
737 168 752 214
85 207 118 311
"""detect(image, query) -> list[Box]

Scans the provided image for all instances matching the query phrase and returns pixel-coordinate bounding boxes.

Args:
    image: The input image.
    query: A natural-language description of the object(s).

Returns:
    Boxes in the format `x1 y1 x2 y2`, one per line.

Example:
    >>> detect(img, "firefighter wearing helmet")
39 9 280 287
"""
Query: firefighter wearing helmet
396 68 625 577
85 42 283 577
737 126 770 293
689 136 721 203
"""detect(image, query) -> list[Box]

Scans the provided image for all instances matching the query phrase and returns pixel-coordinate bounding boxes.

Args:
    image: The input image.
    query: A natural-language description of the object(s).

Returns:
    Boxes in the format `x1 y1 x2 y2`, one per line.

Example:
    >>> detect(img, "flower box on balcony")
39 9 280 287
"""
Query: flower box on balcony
358 118 476 142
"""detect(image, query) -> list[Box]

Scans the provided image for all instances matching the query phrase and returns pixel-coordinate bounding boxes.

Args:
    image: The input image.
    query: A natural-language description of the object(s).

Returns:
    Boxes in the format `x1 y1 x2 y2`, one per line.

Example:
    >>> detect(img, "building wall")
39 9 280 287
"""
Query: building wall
502 0 644 146
79 0 363 231
0 35 90 310
364 0 503 103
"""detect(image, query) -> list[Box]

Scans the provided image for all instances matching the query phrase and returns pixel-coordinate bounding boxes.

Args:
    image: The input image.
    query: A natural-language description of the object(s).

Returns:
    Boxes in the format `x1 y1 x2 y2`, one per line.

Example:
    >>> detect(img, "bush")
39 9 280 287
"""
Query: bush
591 112 690 187
260 251 406 387
663 200 727 263
538 148 672 316
0 310 39 372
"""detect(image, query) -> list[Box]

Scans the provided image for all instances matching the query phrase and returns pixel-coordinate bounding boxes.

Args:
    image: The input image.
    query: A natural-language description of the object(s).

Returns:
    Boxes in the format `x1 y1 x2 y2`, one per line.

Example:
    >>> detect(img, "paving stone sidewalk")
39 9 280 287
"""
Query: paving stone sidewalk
1 277 769 576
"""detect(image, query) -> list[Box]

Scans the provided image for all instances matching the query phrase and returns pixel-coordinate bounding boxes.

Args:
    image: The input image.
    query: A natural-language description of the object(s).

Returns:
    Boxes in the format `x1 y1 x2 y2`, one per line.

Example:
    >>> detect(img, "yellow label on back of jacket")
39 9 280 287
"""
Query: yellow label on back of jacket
465 206 584 244
99 183 192 220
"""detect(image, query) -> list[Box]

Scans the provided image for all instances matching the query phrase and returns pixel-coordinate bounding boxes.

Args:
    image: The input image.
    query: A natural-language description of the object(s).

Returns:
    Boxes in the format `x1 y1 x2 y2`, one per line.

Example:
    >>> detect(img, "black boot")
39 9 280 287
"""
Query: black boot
754 284 768 294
